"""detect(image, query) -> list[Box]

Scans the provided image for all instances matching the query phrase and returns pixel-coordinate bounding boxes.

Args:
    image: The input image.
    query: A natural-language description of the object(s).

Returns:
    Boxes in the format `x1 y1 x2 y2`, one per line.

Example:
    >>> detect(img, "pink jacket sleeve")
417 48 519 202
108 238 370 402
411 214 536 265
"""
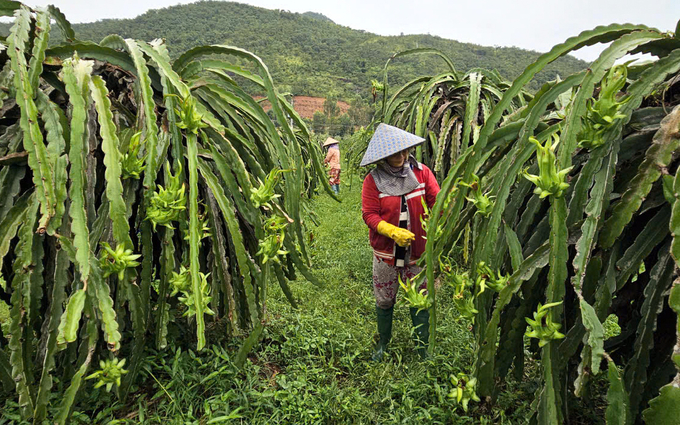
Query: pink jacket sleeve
361 174 383 230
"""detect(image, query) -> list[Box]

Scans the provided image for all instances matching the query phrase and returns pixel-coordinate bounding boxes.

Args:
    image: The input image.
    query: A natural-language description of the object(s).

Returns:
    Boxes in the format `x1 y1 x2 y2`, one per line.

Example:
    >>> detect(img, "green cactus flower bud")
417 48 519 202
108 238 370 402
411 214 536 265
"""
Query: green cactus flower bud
121 131 145 180
147 161 186 230
522 134 573 199
170 94 207 134
178 271 215 318
169 265 190 296
525 301 565 347
399 272 431 313
85 357 129 392
183 207 211 241
452 290 479 321
256 215 290 264
99 242 141 281
459 174 494 216
251 168 289 209
448 373 481 412
577 65 630 149
420 197 444 240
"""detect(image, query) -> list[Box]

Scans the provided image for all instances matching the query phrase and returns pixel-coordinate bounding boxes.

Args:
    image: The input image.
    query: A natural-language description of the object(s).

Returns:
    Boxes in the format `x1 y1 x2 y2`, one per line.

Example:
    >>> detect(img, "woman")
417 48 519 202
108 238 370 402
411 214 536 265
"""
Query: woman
360 124 440 360
323 137 341 194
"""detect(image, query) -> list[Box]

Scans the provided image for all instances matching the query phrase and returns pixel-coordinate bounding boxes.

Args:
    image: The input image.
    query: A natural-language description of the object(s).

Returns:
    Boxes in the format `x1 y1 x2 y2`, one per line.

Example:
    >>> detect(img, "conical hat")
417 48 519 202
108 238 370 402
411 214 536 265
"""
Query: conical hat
323 137 340 147
359 123 425 166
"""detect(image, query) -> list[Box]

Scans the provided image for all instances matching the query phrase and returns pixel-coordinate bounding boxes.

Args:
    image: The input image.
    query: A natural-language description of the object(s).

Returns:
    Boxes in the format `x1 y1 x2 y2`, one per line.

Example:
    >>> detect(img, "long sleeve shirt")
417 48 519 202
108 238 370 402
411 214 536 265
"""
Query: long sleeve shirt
361 163 440 265
324 147 341 170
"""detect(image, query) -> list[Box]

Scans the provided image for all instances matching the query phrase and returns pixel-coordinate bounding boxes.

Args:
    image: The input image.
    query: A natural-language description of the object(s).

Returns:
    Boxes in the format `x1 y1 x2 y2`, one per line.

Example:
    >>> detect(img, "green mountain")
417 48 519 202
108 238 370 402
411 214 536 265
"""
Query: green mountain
301 12 334 23
4 1 587 102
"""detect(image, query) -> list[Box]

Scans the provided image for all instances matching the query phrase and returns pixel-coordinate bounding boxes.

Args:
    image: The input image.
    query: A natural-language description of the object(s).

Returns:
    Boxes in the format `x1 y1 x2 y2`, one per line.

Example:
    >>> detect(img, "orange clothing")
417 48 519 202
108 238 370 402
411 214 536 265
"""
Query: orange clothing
324 147 341 170
329 168 341 185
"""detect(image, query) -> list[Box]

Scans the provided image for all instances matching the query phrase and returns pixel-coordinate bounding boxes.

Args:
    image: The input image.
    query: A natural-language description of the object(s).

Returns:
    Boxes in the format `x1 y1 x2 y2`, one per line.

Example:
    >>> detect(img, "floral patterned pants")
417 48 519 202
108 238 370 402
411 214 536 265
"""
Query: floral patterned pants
329 168 341 186
372 255 427 309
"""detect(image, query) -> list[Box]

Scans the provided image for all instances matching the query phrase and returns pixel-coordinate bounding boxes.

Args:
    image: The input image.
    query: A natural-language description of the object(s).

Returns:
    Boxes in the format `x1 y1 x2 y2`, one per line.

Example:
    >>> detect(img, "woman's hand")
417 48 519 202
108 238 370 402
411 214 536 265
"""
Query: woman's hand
376 221 415 247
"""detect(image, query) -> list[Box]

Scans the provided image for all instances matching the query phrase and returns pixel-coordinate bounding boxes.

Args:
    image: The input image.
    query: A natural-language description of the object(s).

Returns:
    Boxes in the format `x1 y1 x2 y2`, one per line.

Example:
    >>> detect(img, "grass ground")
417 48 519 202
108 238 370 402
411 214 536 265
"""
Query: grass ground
1 179 542 424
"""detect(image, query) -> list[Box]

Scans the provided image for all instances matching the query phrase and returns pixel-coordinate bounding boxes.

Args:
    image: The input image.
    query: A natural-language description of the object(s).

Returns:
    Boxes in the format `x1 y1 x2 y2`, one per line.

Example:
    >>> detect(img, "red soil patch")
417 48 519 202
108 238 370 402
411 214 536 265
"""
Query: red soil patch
255 95 350 120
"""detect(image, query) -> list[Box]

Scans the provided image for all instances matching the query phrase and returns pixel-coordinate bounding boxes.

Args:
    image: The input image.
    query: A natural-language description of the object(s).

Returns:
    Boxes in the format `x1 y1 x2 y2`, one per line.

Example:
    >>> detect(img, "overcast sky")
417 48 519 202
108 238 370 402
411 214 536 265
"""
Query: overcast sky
27 0 680 61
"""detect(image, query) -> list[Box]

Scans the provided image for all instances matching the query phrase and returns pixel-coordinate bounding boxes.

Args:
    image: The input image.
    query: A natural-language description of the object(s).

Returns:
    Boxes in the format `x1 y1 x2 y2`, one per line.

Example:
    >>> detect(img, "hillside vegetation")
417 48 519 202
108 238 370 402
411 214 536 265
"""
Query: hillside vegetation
4 1 588 100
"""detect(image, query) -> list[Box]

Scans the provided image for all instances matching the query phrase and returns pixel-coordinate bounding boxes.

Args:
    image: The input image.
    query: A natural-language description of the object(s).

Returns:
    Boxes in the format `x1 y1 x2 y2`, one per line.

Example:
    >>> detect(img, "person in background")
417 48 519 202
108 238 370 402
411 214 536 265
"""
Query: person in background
360 124 440 361
323 137 341 195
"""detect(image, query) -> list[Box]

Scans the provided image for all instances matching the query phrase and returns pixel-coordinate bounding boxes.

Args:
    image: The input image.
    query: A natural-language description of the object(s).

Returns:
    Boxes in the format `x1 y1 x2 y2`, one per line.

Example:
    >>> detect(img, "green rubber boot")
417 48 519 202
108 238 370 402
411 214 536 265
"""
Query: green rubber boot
372 306 393 361
410 307 430 359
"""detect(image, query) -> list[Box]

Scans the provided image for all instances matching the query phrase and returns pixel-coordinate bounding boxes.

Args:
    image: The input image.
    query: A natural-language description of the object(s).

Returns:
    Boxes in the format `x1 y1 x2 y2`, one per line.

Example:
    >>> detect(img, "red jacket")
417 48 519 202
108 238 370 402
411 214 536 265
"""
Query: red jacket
361 163 440 265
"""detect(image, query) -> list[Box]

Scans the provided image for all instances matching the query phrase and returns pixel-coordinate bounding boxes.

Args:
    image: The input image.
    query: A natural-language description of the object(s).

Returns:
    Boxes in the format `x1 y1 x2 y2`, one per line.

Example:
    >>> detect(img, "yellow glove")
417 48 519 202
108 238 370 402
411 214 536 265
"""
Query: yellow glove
376 221 415 247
